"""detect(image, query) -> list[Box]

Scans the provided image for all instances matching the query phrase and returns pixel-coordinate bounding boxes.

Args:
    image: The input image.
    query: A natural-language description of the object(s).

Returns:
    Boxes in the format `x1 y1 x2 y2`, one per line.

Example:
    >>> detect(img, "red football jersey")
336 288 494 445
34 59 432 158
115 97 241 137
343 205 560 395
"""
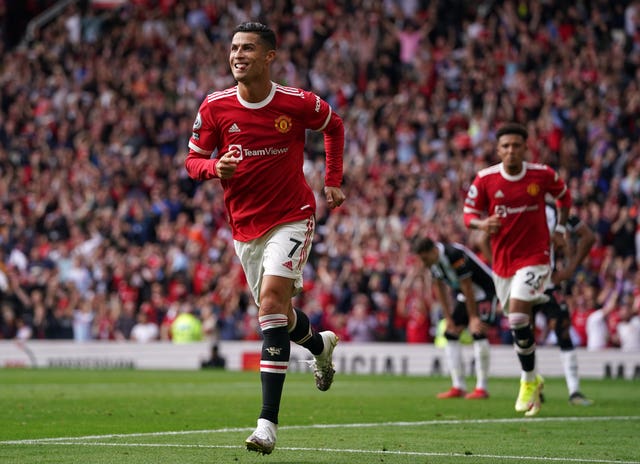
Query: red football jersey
463 162 570 277
186 83 343 241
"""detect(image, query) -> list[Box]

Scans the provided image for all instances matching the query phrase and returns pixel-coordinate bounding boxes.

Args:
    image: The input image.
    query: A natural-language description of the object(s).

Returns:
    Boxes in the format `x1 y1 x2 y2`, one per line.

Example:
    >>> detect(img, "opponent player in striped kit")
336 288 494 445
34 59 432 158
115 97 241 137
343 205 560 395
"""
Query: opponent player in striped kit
413 237 496 400
185 22 344 454
463 122 571 416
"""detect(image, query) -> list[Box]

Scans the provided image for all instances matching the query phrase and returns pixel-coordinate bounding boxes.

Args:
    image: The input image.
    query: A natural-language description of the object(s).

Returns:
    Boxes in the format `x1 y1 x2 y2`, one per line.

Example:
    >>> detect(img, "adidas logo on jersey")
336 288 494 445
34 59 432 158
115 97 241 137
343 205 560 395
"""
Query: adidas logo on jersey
282 260 293 270
495 190 505 198
228 123 241 133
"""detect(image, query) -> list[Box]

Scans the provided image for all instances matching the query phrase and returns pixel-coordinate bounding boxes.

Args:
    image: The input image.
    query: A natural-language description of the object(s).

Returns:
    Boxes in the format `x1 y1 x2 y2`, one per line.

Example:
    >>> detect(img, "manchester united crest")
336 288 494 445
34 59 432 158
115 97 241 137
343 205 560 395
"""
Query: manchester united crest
274 115 292 133
527 183 540 196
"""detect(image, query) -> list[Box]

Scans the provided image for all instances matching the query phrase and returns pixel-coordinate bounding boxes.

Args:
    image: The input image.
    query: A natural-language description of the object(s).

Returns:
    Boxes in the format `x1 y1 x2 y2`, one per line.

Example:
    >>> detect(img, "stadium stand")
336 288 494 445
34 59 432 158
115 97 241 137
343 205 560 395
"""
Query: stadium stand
0 0 638 349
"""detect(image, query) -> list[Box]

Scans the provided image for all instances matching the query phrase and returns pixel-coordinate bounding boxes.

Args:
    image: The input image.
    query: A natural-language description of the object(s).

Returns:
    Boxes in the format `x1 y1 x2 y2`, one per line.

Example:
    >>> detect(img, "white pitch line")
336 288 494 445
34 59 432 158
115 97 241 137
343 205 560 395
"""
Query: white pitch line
1 416 638 464
1 441 638 464
2 415 637 444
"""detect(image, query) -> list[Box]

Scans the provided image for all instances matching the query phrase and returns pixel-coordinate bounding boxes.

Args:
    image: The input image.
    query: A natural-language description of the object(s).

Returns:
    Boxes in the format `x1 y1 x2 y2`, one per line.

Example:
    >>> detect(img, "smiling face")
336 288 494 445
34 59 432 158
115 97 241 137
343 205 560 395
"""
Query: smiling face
229 32 275 85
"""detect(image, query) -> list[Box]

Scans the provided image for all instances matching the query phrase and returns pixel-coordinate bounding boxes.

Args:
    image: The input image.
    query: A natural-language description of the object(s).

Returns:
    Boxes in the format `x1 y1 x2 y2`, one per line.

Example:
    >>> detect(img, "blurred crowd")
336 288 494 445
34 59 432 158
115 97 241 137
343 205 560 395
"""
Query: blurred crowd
0 0 639 350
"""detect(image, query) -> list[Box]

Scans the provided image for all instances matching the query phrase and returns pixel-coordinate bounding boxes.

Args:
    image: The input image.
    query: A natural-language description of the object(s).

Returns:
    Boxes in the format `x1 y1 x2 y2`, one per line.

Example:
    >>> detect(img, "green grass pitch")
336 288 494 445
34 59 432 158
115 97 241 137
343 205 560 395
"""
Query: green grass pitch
0 368 638 463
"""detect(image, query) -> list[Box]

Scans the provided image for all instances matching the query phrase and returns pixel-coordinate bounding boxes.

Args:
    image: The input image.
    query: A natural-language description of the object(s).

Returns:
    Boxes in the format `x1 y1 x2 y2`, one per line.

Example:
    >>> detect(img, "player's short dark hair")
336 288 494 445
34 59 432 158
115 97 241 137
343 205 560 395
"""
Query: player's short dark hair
233 22 277 50
412 237 435 254
495 122 528 141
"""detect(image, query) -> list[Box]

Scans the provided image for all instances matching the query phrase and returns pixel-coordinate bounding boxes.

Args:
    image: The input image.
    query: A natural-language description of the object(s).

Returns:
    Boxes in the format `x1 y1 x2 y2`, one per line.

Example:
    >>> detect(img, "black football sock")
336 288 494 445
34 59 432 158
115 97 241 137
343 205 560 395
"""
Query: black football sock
258 315 290 424
289 307 324 355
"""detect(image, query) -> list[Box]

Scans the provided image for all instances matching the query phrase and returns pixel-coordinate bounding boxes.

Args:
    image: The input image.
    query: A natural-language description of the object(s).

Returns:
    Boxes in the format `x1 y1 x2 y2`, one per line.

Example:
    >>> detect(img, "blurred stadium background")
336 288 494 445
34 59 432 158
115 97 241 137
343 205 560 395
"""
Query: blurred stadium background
0 0 638 373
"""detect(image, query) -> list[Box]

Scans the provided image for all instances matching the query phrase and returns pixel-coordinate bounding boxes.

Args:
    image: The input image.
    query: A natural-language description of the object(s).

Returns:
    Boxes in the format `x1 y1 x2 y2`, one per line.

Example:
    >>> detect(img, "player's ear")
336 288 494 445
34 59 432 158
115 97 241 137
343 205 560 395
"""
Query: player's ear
264 49 276 65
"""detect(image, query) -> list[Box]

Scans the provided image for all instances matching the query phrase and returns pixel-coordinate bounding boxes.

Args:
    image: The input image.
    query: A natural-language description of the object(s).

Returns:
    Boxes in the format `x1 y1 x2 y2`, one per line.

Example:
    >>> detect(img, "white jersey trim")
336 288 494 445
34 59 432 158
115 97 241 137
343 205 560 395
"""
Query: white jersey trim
275 84 305 96
188 141 211 155
463 206 484 215
477 163 501 178
207 87 236 102
315 107 332 131
499 162 527 181
236 82 277 109
553 185 568 200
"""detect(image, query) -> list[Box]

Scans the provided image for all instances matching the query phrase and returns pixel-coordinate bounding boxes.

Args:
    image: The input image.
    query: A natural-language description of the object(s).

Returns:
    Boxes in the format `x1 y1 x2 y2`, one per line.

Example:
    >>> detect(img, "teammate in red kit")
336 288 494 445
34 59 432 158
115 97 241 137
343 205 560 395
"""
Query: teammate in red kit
185 22 344 455
463 122 571 416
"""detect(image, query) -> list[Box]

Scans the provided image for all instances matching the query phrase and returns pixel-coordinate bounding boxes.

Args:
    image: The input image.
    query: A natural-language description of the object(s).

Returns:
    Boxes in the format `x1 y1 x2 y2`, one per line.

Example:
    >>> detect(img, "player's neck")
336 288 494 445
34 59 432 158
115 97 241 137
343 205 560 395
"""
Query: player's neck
502 162 524 176
504 167 522 176
237 79 273 103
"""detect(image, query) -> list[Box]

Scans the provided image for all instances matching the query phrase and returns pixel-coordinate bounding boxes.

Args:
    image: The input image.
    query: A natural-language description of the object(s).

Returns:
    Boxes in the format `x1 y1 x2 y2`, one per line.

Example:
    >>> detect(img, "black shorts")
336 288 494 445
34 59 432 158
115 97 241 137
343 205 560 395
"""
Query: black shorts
533 289 568 321
451 296 498 326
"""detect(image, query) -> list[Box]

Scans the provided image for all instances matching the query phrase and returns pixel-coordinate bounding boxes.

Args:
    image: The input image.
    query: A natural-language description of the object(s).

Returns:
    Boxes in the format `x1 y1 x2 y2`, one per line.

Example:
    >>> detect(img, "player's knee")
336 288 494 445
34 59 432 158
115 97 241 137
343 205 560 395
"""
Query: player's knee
508 312 530 329
508 313 534 354
258 293 289 319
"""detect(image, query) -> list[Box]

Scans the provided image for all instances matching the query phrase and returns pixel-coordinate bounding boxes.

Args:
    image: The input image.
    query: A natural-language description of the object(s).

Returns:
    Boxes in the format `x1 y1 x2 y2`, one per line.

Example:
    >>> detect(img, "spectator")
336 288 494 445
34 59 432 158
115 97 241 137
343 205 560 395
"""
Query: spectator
586 298 617 351
199 302 220 346
47 304 74 340
113 300 137 341
130 307 160 343
345 294 379 342
569 283 598 347
160 301 180 341
93 297 116 341
615 294 640 352
1 304 17 339
170 303 202 344
72 295 95 342
15 316 33 341
397 266 431 343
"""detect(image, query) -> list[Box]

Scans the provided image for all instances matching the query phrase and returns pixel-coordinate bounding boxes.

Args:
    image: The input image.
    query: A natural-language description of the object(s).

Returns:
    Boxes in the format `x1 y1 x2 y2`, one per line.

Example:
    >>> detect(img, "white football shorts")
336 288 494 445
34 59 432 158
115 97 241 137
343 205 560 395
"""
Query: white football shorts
234 216 315 306
494 264 551 314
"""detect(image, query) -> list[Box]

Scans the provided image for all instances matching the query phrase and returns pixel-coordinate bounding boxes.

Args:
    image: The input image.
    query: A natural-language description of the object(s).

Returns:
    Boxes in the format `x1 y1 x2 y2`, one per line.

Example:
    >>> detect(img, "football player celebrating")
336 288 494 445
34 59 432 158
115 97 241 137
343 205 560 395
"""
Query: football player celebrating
185 22 345 454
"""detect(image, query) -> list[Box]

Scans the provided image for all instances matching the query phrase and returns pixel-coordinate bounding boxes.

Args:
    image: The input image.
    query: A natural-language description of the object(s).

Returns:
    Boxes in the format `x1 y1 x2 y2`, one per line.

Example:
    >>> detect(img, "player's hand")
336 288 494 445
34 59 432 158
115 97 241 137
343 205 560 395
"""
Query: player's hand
468 315 487 335
215 149 241 179
445 318 462 335
482 215 502 235
324 186 345 209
